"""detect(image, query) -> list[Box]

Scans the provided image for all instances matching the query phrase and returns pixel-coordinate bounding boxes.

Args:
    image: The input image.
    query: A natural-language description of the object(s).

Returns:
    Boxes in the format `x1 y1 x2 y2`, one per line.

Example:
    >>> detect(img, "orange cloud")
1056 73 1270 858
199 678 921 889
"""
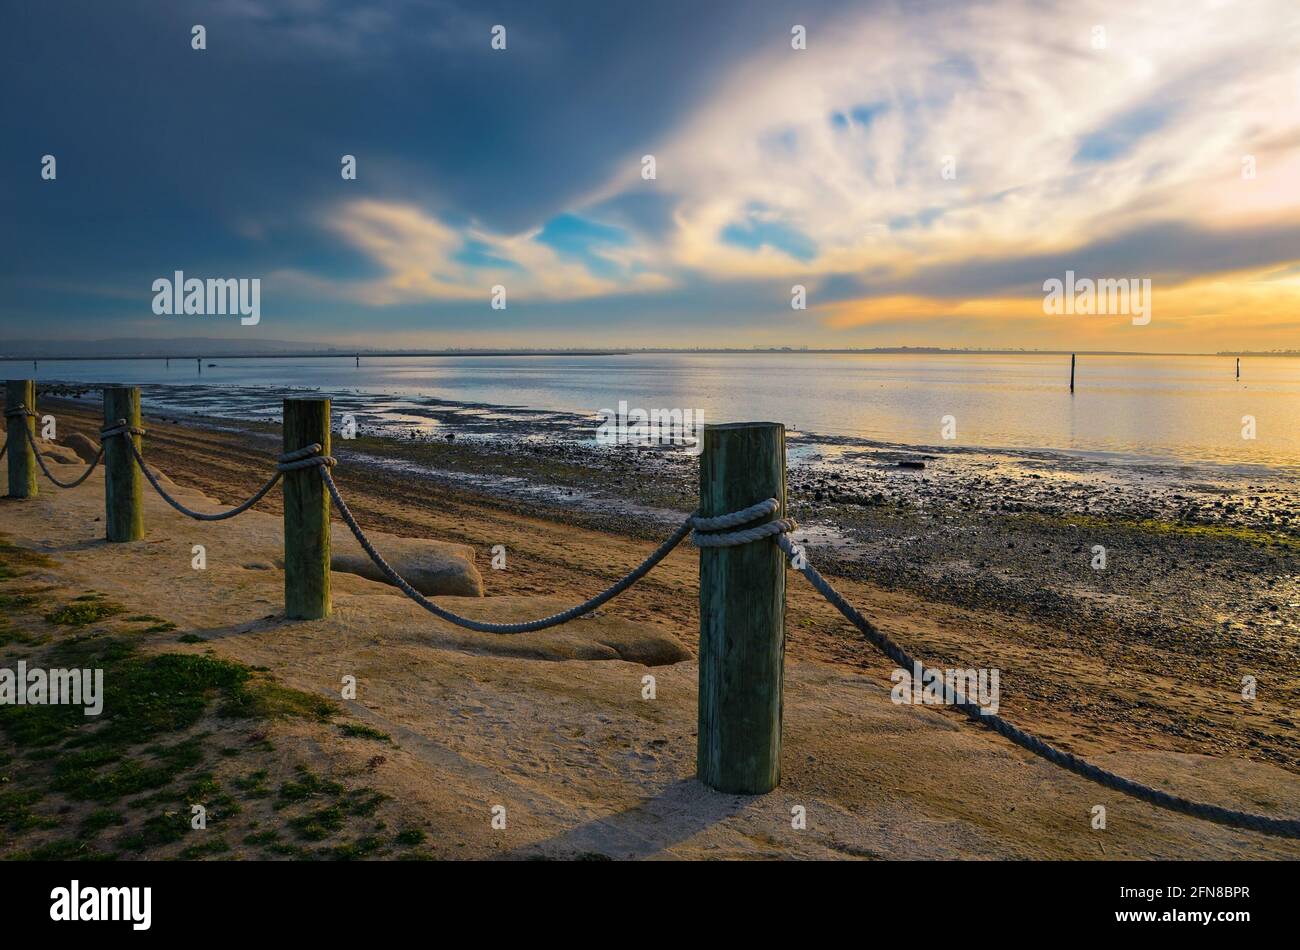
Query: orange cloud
817 266 1300 351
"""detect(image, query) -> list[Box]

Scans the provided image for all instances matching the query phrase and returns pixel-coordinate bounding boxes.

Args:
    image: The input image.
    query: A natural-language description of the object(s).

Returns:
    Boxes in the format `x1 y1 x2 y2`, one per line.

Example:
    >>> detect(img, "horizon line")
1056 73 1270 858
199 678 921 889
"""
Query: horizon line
3 346 1297 361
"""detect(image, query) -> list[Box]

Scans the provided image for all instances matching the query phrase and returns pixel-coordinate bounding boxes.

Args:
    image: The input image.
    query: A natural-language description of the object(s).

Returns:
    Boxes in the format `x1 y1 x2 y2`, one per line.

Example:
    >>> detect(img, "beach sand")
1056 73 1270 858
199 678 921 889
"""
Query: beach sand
1 400 1298 859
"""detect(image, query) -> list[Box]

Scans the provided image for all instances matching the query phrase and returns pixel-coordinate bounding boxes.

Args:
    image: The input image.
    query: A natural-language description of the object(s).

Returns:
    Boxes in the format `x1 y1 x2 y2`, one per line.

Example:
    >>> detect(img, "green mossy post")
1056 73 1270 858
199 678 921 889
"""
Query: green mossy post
697 422 786 794
103 386 143 541
283 397 331 620
5 380 39 499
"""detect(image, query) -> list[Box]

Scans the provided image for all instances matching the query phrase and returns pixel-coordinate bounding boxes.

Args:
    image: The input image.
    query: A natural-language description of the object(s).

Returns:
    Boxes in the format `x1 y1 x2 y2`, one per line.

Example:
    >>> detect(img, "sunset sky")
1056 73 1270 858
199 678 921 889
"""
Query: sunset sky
3 0 1299 352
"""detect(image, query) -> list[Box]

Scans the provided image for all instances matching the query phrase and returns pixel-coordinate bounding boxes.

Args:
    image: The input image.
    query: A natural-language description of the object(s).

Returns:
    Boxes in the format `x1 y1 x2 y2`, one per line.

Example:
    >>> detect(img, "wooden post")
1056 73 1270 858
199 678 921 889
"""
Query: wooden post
283 397 331 620
5 379 38 499
103 386 144 542
697 422 786 794
1236 357 1241 380
1070 353 1076 393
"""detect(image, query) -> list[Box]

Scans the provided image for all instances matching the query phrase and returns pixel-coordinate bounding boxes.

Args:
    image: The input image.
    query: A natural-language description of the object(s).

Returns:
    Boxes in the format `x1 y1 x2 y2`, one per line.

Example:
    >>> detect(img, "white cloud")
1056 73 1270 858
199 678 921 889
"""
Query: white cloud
294 199 671 306
592 0 1300 281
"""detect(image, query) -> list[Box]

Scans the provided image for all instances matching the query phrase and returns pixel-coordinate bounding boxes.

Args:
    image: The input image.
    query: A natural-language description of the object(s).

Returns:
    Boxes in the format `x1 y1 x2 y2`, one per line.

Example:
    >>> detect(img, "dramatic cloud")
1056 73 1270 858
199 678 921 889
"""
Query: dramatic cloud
3 0 1299 349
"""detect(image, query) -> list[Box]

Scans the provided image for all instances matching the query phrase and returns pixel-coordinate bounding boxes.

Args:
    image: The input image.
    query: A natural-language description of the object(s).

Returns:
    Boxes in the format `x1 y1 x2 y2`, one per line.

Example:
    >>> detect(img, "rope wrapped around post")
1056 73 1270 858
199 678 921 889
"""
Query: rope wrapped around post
110 418 317 521
0 404 32 462
690 497 797 547
2 405 38 468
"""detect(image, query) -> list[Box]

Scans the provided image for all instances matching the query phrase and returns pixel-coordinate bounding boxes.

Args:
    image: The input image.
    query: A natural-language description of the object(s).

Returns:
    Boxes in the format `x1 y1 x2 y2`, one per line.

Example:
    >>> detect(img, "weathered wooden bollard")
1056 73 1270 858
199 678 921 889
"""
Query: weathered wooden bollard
103 386 144 542
1070 353 1076 393
5 379 38 499
283 397 331 620
697 422 786 794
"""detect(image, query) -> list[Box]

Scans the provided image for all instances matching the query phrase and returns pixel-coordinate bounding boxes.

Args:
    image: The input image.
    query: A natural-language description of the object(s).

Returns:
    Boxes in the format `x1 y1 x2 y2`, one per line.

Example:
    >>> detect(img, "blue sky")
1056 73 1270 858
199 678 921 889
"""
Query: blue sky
3 0 1300 352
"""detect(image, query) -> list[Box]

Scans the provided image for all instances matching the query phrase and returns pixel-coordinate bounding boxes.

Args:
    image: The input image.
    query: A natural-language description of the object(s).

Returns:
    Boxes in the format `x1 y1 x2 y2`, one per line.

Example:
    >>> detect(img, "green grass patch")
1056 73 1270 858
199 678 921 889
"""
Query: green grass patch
93 653 249 746
276 769 343 805
78 809 125 838
118 811 190 851
338 722 391 742
179 836 230 859
0 593 40 613
394 828 426 846
328 834 384 860
44 600 122 627
233 769 271 799
53 755 186 803
5 838 112 861
289 805 345 841
0 628 38 647
2 639 250 803
220 679 336 722
342 789 388 818
0 788 48 831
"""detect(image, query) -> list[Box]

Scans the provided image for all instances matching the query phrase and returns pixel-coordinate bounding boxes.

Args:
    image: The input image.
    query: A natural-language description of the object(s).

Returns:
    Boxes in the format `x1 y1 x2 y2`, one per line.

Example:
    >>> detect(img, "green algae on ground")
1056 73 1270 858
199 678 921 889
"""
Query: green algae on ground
1013 510 1300 552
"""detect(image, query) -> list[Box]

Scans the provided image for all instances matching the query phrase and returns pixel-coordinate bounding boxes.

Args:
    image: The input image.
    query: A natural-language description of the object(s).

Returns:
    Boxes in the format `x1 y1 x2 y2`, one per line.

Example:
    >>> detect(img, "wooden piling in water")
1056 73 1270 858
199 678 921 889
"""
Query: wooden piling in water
697 421 786 794
1236 357 1241 380
283 397 331 620
103 386 144 542
1070 353 1076 393
5 379 39 499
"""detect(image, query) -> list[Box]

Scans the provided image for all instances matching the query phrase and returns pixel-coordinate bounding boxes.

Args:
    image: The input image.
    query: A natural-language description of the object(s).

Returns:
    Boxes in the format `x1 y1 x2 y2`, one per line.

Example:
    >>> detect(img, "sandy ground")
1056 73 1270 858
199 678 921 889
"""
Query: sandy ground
2 412 1299 859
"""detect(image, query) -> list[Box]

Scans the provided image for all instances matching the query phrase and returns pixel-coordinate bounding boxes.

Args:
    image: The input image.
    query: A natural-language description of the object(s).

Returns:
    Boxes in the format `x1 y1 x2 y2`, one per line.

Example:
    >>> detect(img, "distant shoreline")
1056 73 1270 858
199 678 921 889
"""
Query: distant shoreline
2 348 1294 361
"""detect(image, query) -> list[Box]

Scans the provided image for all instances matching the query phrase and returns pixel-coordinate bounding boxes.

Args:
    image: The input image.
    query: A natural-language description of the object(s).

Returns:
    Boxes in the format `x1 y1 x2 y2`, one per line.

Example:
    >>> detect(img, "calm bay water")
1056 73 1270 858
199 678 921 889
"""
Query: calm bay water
9 352 1300 473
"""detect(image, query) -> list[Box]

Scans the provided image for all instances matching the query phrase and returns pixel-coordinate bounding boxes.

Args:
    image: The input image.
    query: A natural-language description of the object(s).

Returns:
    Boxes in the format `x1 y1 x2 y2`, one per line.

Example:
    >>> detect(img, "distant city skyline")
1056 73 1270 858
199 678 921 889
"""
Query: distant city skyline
3 0 1299 352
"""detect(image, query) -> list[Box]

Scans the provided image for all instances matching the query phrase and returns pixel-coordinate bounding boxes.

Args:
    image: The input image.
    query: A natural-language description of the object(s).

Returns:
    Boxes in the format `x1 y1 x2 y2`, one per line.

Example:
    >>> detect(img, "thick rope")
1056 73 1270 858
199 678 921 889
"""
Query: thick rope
3 404 104 488
113 419 289 522
321 465 694 633
24 426 104 488
774 533 1300 839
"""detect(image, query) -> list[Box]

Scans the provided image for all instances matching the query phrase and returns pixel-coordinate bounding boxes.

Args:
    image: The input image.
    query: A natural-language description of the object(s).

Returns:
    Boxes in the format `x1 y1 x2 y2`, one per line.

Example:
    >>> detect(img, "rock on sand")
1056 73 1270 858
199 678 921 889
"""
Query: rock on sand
40 447 82 466
62 432 100 463
329 524 484 597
